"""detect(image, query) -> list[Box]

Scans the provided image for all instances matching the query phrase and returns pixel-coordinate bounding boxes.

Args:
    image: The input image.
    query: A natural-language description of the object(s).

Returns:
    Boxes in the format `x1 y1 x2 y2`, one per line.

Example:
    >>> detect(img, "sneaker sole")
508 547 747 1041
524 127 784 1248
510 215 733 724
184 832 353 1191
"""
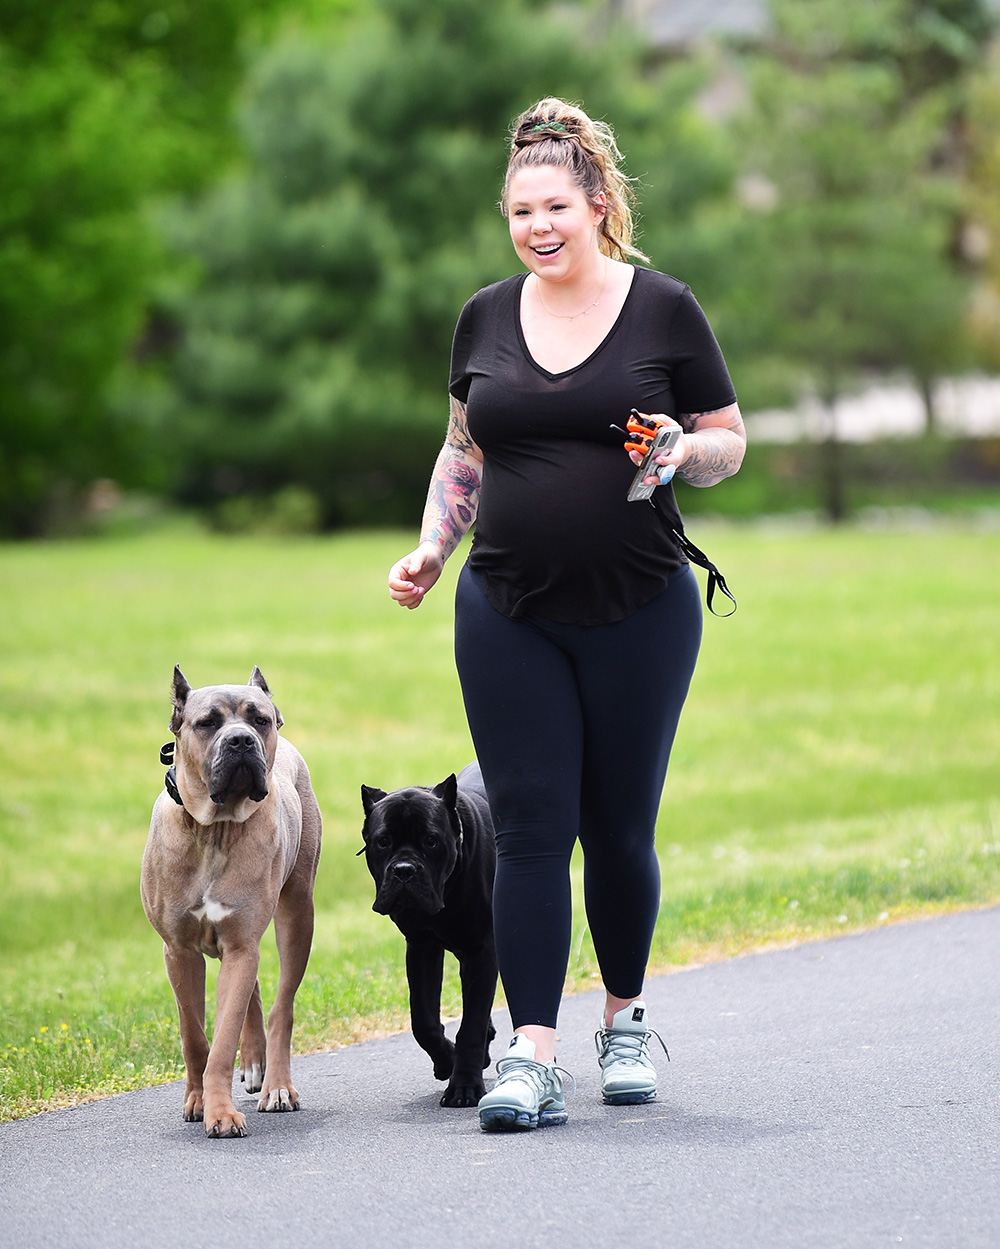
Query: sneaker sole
602 1089 656 1106
479 1106 568 1132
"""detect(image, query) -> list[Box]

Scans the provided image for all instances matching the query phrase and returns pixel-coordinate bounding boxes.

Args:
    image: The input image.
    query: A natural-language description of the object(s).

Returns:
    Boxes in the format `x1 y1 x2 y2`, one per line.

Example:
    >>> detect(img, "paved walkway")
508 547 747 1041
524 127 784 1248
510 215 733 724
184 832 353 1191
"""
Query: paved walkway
2 907 998 1249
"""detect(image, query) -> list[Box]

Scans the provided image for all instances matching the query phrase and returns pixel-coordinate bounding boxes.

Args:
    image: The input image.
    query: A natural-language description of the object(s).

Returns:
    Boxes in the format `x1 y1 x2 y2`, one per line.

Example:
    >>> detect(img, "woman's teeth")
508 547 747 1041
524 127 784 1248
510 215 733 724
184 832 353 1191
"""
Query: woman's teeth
534 243 563 255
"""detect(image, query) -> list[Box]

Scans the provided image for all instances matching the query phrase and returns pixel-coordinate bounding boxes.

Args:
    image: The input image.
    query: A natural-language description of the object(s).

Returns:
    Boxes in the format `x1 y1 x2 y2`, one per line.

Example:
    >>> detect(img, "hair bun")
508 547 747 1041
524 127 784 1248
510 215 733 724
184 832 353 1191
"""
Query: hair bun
513 116 575 149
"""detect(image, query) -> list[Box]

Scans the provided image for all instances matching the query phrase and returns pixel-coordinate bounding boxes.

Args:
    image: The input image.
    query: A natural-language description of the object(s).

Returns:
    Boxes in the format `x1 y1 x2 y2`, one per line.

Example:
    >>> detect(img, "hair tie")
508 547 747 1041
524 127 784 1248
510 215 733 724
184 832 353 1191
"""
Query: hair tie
531 121 566 133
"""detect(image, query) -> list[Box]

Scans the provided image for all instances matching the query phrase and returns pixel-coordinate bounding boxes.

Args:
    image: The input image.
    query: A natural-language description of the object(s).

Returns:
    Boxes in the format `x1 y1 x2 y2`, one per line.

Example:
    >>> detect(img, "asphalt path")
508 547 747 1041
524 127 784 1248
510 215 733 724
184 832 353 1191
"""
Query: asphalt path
2 906 998 1249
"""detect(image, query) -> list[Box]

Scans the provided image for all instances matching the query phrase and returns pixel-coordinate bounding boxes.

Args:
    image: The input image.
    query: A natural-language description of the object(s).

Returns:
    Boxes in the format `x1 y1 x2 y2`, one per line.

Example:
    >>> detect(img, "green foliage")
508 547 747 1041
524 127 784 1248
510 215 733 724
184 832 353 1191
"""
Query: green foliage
0 0 355 536
148 0 734 526
0 524 998 1117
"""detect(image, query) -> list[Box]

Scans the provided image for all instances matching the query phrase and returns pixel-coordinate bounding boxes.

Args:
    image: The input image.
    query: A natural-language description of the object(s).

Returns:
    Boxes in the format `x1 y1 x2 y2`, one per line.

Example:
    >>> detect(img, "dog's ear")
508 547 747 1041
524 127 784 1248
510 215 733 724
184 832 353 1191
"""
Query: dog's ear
361 784 387 816
432 774 458 810
249 666 271 695
169 665 191 732
249 666 283 728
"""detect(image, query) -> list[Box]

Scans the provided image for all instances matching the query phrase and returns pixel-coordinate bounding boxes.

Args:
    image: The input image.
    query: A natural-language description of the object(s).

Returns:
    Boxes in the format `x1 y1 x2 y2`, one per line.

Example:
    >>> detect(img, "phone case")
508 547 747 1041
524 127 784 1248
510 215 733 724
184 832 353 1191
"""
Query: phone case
627 425 681 501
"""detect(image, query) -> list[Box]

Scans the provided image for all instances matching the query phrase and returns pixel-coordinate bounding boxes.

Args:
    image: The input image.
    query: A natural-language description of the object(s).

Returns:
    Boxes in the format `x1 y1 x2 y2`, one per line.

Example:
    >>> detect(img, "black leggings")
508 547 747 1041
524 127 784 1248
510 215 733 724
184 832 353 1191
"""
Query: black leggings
454 564 702 1029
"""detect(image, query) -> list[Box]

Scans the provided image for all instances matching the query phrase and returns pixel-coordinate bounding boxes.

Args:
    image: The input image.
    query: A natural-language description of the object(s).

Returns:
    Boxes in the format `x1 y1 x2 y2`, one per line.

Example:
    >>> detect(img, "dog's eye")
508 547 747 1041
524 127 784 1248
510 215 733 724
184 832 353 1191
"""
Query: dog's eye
254 716 271 727
424 835 439 850
196 719 218 730
375 835 392 850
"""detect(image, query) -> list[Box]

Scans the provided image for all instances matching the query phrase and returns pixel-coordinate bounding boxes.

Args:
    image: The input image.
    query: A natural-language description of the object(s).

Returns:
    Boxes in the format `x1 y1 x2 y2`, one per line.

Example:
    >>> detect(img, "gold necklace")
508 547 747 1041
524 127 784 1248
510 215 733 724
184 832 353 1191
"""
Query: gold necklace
535 258 608 321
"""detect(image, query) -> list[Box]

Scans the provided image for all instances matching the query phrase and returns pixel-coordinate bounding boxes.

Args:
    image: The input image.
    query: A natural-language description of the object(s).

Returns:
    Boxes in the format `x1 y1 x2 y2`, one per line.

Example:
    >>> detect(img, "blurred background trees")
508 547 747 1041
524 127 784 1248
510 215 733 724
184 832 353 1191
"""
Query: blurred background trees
0 0 326 535
3 0 1000 535
711 0 994 518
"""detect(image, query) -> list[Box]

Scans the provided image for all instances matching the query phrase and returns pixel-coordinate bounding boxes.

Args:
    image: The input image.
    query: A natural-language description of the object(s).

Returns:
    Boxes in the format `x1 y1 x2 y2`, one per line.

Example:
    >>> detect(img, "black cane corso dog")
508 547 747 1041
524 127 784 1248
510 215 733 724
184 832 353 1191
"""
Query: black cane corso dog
359 761 497 1107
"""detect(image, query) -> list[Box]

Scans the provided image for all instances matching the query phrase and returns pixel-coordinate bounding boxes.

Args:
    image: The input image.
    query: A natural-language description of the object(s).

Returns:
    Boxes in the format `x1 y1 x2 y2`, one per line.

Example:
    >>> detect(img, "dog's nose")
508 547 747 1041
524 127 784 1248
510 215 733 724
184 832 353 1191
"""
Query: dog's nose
227 732 257 753
391 861 417 881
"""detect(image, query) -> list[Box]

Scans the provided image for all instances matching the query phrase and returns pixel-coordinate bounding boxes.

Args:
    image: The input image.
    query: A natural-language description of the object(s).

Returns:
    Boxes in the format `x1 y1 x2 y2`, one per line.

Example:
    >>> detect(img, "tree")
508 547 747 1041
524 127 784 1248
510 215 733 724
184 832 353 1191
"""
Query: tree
0 0 338 535
720 0 992 518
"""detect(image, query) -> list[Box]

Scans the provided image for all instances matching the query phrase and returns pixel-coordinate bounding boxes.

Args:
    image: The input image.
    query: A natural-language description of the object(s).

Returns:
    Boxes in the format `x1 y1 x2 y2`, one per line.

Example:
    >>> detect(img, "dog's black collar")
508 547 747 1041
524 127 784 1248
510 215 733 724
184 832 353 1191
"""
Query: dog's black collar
160 741 185 807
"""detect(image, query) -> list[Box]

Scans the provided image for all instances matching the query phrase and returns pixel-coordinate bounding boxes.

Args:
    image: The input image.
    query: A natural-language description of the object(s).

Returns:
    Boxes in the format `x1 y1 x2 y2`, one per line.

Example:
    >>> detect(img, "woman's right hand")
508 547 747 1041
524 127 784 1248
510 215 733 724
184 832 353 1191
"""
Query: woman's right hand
388 542 444 609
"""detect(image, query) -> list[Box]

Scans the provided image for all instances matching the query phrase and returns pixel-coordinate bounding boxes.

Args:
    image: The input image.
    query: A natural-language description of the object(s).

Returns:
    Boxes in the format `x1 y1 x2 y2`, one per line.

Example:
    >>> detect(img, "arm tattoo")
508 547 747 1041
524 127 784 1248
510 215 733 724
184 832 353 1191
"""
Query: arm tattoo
677 403 747 487
421 397 483 560
447 394 477 457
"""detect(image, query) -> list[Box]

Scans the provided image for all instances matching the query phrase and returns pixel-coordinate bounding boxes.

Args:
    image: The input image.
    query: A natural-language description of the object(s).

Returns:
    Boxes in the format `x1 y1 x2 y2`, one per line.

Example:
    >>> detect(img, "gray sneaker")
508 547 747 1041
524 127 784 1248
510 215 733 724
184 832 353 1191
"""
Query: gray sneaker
478 1035 571 1132
595 1001 669 1105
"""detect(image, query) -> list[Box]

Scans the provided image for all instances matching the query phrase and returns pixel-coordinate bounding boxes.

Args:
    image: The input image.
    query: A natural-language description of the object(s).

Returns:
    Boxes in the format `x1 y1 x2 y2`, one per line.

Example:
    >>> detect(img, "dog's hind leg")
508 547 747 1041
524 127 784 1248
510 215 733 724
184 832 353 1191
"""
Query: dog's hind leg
203 945 261 1137
405 938 456 1083
257 872 315 1113
239 979 267 1094
163 945 210 1123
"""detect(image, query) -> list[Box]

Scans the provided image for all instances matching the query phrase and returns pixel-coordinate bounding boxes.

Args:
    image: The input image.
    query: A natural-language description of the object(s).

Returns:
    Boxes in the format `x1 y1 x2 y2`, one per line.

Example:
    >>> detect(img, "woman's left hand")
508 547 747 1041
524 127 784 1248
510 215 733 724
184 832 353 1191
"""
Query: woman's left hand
628 415 689 485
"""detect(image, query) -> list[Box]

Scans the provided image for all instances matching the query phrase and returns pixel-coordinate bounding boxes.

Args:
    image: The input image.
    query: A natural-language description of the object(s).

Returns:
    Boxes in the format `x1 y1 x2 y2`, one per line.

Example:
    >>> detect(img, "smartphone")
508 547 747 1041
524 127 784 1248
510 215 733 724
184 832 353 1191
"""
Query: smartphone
627 424 681 502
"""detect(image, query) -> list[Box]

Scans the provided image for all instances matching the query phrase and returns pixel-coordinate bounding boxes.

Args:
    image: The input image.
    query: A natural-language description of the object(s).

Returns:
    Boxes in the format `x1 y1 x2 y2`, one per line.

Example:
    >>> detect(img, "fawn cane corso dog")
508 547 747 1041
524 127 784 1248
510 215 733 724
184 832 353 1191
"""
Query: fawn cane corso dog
359 761 497 1106
141 666 321 1138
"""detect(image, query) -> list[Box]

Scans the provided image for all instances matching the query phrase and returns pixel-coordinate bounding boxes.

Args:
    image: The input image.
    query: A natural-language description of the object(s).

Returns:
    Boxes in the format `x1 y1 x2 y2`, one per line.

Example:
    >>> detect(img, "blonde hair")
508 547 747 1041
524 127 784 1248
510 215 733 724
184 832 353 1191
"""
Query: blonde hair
501 97 649 264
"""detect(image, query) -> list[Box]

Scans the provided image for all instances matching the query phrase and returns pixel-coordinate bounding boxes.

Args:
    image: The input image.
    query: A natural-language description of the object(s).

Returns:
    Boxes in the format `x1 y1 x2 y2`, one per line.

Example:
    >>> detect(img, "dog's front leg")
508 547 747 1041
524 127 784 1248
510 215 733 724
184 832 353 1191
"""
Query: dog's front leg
405 938 455 1084
443 943 499 1108
203 945 261 1138
163 944 210 1122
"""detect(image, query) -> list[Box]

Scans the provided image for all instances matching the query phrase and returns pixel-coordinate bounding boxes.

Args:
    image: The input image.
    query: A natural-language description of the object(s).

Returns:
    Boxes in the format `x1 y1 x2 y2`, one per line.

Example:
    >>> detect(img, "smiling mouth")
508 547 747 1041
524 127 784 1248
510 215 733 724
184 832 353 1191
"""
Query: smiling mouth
532 242 564 256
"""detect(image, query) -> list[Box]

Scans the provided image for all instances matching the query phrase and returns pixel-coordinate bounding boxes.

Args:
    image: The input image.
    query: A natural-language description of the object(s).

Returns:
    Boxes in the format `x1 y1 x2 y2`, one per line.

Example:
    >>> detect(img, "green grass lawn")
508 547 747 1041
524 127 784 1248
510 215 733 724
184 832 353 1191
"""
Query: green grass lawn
1 521 998 1120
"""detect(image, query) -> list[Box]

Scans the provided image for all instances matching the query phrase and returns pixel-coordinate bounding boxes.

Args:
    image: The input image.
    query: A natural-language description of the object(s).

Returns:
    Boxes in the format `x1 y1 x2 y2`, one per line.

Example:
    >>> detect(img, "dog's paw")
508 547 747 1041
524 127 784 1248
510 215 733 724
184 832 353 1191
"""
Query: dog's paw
205 1109 248 1138
240 1062 264 1094
258 1086 300 1113
182 1092 205 1122
431 1040 456 1082
440 1079 486 1108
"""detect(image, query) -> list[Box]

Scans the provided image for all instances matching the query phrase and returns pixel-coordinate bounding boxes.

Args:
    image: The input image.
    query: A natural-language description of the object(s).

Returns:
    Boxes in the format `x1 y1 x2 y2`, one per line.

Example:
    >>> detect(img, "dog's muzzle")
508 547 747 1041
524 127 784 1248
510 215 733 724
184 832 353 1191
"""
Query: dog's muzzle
207 732 269 805
374 858 443 916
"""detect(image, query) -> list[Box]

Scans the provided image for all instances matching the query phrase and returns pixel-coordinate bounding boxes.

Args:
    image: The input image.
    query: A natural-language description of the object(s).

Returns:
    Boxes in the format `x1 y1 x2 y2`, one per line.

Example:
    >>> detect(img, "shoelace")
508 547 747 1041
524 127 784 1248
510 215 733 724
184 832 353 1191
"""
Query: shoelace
495 1056 577 1097
595 1026 670 1067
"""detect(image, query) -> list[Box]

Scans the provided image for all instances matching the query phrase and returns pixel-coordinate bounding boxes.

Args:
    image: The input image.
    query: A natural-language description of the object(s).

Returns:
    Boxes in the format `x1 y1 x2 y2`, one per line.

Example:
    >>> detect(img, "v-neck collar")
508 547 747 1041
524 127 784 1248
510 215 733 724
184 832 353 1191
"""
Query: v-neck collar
514 266 640 381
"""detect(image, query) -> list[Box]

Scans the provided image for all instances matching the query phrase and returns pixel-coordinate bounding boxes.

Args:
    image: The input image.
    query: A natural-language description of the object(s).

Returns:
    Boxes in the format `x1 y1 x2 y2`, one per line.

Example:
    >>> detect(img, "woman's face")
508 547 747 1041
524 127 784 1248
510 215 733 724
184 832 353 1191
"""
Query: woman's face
506 164 605 284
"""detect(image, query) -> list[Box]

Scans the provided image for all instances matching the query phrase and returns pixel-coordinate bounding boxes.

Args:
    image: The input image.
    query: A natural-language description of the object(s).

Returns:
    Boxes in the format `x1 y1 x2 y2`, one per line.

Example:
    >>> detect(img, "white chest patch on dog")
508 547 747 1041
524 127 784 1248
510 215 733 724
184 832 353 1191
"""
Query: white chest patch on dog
192 898 233 924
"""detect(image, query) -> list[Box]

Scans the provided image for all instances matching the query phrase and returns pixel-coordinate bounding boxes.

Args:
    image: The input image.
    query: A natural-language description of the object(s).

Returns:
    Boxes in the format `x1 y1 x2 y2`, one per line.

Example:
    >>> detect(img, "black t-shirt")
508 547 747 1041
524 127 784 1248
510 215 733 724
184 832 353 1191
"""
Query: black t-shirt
448 266 736 624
